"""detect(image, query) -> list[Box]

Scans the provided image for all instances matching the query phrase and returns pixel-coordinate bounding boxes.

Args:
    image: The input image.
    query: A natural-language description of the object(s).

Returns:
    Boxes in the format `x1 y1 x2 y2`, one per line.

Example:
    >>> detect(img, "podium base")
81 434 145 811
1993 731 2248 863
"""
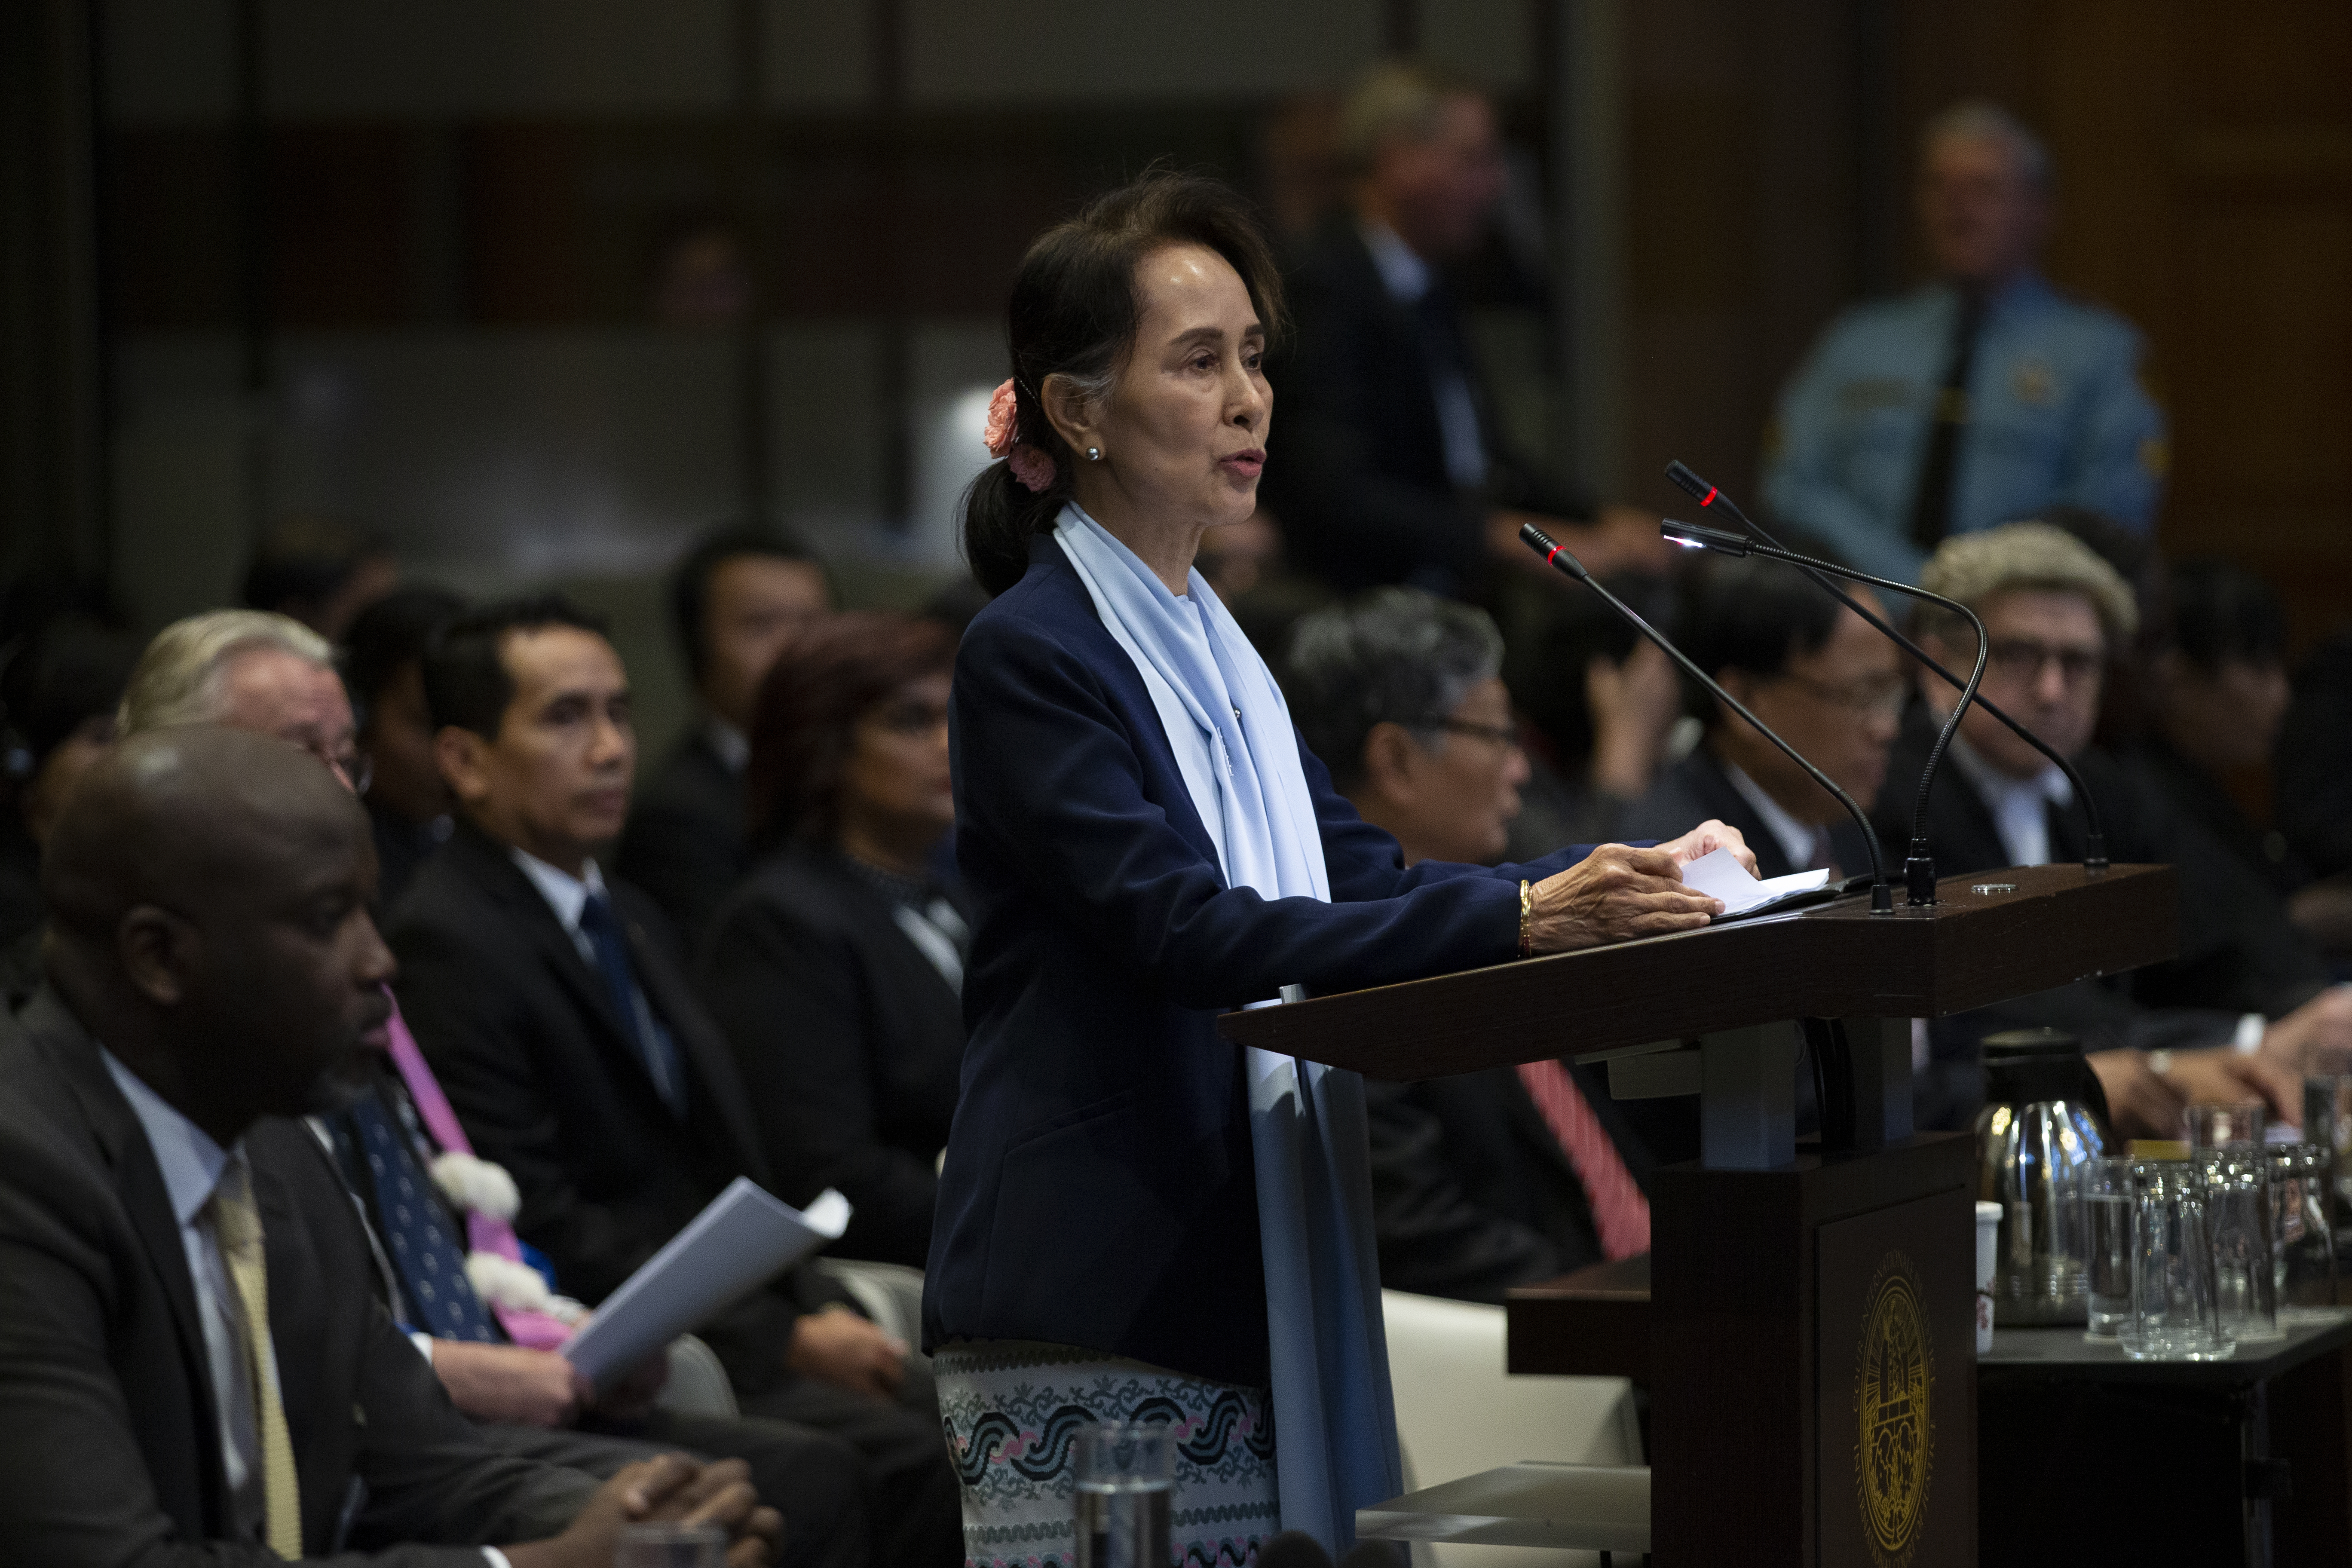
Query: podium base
1650 1133 1978 1568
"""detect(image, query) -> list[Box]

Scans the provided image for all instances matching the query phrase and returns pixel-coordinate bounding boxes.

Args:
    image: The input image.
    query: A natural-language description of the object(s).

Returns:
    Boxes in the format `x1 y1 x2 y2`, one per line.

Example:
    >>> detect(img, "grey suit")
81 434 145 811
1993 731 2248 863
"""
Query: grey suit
0 986 597 1565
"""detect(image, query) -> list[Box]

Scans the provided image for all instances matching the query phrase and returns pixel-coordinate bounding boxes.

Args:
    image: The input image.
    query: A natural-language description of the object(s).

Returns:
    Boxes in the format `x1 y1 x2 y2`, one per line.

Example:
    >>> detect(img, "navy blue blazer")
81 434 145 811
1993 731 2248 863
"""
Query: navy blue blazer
922 536 1592 1387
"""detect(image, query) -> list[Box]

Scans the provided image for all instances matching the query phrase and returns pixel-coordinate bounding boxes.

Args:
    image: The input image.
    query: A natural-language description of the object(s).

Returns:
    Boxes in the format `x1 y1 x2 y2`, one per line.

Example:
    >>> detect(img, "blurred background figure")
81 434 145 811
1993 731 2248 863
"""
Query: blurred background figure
2141 560 2352 957
1763 102 2165 584
620 528 833 947
0 616 140 1005
1623 550 1899 882
344 584 468 913
1281 585 1658 1301
698 611 963 1269
1262 59 1663 604
2277 626 2352 956
241 513 402 641
1284 587 1528 868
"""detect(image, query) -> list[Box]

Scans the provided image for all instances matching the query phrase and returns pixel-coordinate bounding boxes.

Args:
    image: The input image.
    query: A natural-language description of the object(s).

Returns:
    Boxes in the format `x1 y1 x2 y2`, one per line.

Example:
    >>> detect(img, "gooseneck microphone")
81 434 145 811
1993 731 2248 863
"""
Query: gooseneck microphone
1662 520 1989 906
1520 522 1894 915
1664 460 2110 874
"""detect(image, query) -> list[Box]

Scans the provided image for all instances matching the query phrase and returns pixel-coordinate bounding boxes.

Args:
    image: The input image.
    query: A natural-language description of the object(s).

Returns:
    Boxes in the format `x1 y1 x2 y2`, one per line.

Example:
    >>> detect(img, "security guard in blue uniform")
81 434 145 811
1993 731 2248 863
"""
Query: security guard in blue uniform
1763 101 2166 584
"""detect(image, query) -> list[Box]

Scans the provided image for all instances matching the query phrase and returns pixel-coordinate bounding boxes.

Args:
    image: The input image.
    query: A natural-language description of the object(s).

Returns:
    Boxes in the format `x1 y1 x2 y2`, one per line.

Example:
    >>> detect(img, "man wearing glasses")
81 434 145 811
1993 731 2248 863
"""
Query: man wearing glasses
1889 522 2348 1135
1622 548 1904 883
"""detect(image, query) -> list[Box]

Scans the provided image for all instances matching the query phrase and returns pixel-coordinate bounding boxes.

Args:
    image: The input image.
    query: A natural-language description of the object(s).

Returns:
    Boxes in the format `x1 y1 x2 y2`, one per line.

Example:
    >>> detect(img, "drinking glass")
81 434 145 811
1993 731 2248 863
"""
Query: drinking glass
2305 1076 2352 1238
2184 1101 2265 1151
1073 1421 1173 1568
2202 1148 2280 1343
2121 1160 2236 1362
2078 1157 2135 1341
2271 1142 2339 1320
616 1523 726 1568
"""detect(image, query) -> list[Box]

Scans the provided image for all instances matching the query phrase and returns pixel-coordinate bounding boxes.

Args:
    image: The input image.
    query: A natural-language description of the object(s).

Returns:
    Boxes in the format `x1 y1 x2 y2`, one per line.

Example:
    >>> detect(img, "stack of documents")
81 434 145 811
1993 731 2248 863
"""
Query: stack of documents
1678 847 1832 919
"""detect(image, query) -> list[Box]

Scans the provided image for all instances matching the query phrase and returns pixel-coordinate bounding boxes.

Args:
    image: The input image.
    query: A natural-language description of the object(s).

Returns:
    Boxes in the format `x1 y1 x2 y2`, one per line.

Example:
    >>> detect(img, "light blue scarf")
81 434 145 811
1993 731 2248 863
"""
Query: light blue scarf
1054 503 1403 1553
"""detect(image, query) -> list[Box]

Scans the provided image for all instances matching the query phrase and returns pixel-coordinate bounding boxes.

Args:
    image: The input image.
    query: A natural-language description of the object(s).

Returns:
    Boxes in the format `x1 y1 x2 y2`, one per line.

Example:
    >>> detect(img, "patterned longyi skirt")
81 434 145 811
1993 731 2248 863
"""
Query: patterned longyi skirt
934 1339 1282 1568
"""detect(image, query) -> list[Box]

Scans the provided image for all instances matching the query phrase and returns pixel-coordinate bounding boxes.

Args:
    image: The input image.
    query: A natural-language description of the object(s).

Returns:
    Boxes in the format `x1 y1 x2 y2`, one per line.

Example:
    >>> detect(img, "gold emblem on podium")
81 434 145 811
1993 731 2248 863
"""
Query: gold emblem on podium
1853 1251 1935 1566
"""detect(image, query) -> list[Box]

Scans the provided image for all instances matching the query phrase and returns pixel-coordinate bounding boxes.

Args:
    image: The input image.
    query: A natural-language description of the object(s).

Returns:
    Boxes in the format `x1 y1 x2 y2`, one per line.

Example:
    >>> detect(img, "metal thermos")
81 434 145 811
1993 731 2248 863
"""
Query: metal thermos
1973 1027 2113 1326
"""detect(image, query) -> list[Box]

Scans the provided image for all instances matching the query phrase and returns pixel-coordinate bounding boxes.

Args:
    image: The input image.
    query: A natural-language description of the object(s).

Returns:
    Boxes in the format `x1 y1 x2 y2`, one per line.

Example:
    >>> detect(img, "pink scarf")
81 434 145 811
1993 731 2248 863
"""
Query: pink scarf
383 998 573 1351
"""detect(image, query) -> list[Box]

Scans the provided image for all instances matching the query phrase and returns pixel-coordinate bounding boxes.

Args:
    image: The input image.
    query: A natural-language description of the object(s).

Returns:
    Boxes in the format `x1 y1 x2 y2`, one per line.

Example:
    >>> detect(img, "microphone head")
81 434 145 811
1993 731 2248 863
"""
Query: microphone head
1664 459 1713 502
1516 522 1590 580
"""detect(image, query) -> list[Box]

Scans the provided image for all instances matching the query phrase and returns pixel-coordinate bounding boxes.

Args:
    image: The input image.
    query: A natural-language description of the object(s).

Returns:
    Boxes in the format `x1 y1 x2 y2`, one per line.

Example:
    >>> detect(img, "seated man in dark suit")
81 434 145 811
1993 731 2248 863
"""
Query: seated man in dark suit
110 606 872 1568
1621 552 1900 882
0 723 777 1565
389 596 959 1568
618 529 830 946
1284 589 1655 1300
1261 59 1662 601
1883 523 2348 1133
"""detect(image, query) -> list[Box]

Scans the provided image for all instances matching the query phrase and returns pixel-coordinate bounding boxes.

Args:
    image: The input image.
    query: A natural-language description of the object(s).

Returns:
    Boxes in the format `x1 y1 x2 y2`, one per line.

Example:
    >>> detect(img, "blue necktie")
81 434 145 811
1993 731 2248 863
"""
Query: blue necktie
576 891 688 1117
342 1095 500 1343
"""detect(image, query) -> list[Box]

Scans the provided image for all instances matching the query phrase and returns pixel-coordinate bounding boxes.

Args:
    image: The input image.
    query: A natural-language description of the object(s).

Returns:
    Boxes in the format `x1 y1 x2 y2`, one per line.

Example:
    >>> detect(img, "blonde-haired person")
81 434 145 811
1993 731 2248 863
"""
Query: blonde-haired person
1880 521 2346 1138
116 609 368 789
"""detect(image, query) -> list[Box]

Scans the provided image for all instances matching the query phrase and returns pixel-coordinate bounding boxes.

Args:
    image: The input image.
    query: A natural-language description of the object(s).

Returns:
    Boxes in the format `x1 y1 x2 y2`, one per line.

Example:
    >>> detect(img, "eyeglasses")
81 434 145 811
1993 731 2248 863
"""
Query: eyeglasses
1416 717 1522 751
327 747 374 796
1773 674 1911 718
1986 638 2105 686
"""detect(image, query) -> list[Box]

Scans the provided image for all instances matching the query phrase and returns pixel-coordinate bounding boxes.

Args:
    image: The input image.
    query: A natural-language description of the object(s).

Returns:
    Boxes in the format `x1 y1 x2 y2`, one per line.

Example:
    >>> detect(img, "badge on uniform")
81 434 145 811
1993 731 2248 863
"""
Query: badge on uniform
2011 358 2056 406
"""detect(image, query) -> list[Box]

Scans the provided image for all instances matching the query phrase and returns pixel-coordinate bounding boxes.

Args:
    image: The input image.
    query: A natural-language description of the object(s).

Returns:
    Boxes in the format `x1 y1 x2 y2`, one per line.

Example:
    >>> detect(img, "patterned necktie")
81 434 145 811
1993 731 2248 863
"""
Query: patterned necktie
1907 287 1988 552
379 998 571 1349
576 891 687 1116
1516 1059 1651 1260
341 1094 501 1343
208 1158 303 1559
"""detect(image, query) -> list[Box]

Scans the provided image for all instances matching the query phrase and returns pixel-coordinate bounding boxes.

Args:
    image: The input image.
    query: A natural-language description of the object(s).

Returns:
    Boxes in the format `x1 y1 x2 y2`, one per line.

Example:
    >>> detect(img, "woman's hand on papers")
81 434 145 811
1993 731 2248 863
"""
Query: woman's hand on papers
785 1303 909 1401
1527 842 1724 952
1656 818 1758 877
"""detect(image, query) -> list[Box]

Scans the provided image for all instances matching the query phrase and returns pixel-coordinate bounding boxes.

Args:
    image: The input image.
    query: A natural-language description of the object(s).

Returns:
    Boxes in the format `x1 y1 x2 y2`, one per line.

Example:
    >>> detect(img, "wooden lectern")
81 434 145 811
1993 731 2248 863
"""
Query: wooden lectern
1219 863 2178 1568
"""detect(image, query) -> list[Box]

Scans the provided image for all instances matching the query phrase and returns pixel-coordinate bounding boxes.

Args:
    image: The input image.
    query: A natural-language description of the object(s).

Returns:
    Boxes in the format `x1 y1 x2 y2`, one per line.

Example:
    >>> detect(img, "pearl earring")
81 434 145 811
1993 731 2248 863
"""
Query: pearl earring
1086 446 1102 462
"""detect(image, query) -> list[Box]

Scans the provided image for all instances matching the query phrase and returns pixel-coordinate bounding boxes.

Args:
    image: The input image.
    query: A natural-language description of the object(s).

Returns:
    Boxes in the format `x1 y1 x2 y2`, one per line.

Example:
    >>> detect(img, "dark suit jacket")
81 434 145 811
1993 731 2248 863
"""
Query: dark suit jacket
2278 631 2352 880
2132 737 2311 900
617 729 748 948
386 820 839 1400
697 841 968 1269
0 988 593 1564
1870 705 2332 1121
926 534 1595 1387
1622 744 1877 883
1260 220 1592 597
1365 1060 1654 1303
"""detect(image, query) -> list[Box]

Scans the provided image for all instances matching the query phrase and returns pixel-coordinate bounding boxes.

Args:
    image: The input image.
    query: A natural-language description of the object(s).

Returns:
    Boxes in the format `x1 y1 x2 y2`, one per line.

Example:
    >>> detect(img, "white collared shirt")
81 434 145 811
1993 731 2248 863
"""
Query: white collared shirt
1945 733 2073 868
101 1050 266 1540
1360 220 1488 492
1720 758 1831 874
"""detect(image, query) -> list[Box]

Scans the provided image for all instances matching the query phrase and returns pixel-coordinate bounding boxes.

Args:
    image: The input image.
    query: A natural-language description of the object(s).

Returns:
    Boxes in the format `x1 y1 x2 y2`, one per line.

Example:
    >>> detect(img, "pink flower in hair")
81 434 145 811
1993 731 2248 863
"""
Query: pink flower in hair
1008 444 1057 493
983 378 1020 458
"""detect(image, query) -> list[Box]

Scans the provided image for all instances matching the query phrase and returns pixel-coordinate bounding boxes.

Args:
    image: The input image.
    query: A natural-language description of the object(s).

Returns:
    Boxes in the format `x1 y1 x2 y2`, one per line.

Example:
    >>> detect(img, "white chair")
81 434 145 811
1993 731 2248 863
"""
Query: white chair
1381 1290 1643 1568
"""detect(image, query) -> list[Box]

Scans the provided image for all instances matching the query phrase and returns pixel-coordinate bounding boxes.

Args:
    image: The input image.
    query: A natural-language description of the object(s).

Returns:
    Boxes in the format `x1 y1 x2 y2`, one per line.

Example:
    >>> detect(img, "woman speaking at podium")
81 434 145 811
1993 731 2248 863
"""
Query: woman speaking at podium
923 172 1752 1568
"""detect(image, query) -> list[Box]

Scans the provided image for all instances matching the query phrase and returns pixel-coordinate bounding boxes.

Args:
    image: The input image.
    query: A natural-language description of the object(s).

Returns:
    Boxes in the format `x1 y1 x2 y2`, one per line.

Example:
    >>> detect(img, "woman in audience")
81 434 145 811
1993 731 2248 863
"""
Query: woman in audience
696 611 965 1269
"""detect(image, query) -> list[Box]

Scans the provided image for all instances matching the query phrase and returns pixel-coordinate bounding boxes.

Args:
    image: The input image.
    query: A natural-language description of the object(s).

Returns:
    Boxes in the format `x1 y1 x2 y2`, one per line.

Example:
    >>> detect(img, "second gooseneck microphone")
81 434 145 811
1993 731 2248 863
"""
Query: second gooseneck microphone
1520 522 1894 915
1664 460 2110 878
1660 520 1990 906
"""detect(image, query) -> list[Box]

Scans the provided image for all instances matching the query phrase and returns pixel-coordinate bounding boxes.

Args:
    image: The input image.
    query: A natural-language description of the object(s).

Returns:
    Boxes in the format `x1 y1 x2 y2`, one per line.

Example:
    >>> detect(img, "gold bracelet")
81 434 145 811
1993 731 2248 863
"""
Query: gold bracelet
1519 879 1534 959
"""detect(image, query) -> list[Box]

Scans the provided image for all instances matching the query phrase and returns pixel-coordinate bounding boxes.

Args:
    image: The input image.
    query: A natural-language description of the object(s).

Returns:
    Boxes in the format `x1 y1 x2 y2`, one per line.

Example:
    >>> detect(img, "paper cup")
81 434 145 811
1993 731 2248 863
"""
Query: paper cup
1975 1200 2003 1354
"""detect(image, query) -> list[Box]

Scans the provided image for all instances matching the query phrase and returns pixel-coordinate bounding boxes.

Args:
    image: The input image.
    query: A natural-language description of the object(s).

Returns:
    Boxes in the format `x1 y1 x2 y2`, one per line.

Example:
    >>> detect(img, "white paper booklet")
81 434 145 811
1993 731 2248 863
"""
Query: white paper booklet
561 1178 850 1385
1678 845 1831 917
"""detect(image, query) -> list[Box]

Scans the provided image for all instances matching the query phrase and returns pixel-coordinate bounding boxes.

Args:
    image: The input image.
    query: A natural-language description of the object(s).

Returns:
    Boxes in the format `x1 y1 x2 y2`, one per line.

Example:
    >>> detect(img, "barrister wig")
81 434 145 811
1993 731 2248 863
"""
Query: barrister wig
745 610 958 849
1916 522 2141 647
959 170 1286 597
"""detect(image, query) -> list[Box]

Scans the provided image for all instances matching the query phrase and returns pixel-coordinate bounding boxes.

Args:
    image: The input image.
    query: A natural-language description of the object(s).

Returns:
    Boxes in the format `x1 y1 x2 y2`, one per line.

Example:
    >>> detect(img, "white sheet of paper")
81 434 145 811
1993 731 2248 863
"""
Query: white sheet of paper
1678 845 1831 916
560 1178 850 1385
